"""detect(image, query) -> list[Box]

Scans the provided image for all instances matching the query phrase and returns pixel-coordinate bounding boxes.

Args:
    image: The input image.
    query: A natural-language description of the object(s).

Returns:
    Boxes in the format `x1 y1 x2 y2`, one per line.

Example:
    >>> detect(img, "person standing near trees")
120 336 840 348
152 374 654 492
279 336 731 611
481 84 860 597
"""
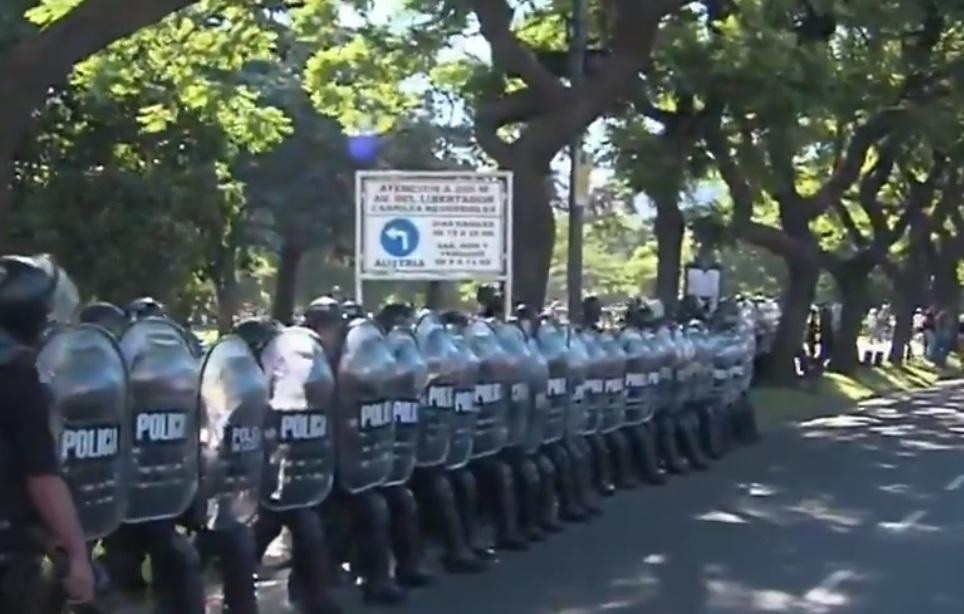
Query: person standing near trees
818 305 835 366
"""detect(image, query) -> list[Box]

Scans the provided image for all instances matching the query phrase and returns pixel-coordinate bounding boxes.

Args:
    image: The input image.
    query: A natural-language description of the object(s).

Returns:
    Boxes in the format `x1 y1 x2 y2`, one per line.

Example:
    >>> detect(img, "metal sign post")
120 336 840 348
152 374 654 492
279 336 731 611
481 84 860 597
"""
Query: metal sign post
355 171 514 314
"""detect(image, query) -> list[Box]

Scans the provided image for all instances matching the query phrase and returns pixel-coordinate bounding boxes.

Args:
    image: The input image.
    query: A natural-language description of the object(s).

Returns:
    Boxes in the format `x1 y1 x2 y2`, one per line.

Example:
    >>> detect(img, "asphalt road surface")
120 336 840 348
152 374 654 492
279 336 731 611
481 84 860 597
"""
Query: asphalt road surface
247 382 964 614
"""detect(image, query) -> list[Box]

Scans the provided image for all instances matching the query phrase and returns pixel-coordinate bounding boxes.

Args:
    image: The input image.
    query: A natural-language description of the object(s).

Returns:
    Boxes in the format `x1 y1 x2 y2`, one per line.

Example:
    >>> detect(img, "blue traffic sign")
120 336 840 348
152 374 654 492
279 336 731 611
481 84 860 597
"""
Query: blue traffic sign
380 218 419 258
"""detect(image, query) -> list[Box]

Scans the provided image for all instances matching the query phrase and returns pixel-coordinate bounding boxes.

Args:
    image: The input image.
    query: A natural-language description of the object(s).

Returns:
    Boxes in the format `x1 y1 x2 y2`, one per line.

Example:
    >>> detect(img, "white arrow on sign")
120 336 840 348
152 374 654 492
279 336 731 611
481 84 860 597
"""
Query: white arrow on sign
386 227 410 251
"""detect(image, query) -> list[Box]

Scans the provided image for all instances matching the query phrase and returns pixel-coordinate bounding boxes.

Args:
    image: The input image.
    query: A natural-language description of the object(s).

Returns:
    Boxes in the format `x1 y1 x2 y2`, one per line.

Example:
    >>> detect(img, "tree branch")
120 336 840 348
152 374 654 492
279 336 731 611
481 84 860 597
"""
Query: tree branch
809 107 905 215
832 200 868 248
468 0 566 102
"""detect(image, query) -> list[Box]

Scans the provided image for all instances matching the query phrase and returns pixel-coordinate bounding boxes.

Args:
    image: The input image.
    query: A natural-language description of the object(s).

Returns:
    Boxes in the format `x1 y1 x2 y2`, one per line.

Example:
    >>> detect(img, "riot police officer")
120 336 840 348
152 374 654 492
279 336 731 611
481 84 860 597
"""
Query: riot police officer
303 297 406 604
91 299 206 614
235 318 342 614
0 255 94 611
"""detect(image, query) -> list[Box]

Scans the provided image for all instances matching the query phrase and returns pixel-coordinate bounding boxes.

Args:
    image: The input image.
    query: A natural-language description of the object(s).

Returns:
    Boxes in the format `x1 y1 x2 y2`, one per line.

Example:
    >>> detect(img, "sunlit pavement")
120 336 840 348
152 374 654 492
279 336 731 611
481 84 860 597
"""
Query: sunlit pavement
250 381 964 614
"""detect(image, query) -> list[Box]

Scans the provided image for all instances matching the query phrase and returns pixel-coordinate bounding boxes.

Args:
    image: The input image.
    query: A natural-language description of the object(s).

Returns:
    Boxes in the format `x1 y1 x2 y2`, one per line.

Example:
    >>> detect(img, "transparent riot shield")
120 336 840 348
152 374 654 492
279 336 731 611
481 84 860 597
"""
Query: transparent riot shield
620 327 650 426
198 336 269 528
522 330 550 455
336 319 397 494
599 332 627 434
118 318 200 524
579 329 606 434
259 327 335 511
37 324 130 539
445 330 479 470
466 319 511 459
385 327 427 486
539 320 571 444
494 322 535 450
413 312 458 468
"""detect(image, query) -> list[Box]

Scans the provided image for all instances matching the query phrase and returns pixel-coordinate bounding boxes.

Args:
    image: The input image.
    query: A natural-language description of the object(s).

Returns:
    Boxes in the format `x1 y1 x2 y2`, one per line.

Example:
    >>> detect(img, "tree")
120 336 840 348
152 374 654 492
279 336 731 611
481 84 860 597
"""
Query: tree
0 0 204 241
701 0 959 383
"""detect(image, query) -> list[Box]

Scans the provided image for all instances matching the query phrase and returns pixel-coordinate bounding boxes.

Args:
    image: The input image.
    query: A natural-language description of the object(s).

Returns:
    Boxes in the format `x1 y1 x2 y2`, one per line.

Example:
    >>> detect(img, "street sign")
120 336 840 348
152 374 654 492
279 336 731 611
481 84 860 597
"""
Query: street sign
356 171 512 280
355 171 513 313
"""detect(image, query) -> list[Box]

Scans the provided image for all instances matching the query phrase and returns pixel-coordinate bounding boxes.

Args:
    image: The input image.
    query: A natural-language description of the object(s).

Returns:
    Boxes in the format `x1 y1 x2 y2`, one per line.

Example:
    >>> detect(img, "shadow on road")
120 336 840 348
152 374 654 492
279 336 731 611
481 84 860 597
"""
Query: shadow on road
347 383 964 614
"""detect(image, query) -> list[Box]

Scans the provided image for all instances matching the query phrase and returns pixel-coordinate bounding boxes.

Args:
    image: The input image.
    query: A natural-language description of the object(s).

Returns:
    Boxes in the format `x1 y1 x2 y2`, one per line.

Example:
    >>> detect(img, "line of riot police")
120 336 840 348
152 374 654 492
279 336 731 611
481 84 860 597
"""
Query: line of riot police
33 288 780 613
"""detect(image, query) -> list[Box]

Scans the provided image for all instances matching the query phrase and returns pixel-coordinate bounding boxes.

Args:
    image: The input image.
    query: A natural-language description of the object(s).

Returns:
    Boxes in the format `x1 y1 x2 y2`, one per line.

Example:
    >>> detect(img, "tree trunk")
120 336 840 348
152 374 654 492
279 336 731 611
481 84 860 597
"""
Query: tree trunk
654 195 684 312
215 259 239 335
510 163 554 310
766 257 819 385
425 281 446 310
889 291 914 365
271 240 303 325
829 269 869 375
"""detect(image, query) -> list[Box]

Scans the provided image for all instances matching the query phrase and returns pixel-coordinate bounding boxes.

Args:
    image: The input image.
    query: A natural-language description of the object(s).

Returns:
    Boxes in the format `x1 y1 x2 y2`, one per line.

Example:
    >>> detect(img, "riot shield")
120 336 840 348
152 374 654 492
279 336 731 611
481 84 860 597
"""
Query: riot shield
37 324 129 539
599 332 627 434
522 331 550 455
385 327 427 486
413 312 458 467
466 319 512 459
620 327 653 426
579 329 606 434
336 319 396 493
198 336 269 528
494 322 535 450
118 318 200 523
259 327 335 511
445 330 479 470
538 320 570 444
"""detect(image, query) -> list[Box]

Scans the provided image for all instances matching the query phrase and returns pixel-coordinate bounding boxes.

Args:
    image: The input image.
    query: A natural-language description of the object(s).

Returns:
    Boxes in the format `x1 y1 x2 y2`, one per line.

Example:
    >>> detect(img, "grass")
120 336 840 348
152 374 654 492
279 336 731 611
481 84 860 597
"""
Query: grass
751 354 963 429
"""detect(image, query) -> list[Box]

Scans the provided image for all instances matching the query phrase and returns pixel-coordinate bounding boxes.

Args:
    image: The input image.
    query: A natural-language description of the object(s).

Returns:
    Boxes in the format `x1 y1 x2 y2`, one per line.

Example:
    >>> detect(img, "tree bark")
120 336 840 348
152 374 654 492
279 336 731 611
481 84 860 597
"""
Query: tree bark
215 272 238 335
511 163 554 309
272 240 303 325
0 0 199 242
654 195 684 311
829 267 870 374
766 256 819 385
889 290 914 365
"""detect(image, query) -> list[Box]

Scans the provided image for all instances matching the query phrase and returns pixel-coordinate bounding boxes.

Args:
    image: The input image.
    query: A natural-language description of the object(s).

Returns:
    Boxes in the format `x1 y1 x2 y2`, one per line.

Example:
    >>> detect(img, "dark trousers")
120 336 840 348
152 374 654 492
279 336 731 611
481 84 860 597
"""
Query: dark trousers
254 507 335 613
196 520 259 614
0 555 47 614
103 520 205 614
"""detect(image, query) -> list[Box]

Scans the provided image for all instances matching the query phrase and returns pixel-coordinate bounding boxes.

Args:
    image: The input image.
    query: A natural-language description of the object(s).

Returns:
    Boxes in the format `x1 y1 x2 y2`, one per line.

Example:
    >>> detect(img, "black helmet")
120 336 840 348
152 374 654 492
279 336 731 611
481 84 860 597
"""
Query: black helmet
234 317 283 356
127 297 166 321
340 300 365 322
439 310 468 328
582 295 602 327
375 302 413 332
79 301 128 335
0 254 76 344
303 296 342 330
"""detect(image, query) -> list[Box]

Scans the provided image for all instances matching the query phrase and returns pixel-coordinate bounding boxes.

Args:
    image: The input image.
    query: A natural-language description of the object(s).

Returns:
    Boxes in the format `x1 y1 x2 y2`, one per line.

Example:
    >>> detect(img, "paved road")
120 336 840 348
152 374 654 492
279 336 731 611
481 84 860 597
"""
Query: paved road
251 382 964 614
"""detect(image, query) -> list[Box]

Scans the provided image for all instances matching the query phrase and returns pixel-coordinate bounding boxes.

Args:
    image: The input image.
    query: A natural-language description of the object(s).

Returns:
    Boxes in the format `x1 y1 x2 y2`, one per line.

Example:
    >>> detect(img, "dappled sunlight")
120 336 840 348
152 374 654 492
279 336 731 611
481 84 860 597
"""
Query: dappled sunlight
696 510 750 524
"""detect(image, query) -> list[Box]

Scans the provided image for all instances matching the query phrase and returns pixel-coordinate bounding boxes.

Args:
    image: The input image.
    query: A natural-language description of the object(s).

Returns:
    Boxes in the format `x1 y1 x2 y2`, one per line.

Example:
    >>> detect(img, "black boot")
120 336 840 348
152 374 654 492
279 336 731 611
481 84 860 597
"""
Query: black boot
676 410 709 471
534 451 565 530
606 430 639 489
479 459 527 551
356 492 405 605
512 453 545 542
450 469 492 559
284 509 343 614
567 438 602 516
384 486 433 588
656 412 687 474
587 433 616 496
547 443 588 522
696 404 724 459
632 423 666 485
